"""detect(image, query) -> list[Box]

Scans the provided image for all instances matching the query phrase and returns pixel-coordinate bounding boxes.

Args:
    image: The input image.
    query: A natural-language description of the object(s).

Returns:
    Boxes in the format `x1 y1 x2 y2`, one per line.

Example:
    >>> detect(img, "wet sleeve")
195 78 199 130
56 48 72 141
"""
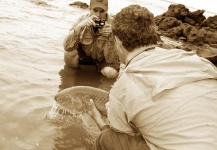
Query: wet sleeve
63 29 80 51
63 15 87 51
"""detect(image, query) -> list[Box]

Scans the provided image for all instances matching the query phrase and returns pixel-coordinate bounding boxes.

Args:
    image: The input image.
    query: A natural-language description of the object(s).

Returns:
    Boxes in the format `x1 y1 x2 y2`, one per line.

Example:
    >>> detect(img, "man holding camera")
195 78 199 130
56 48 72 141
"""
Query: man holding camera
63 0 119 78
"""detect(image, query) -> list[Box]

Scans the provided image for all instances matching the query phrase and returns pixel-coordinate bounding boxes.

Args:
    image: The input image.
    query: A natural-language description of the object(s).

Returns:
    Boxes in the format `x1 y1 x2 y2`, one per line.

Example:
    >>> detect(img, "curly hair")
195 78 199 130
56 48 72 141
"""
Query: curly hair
112 5 158 52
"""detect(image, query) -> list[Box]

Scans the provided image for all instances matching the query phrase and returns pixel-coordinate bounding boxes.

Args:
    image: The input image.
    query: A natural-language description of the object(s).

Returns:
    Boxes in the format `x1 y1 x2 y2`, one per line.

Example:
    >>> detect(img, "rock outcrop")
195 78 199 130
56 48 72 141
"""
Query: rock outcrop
69 1 89 9
155 4 217 64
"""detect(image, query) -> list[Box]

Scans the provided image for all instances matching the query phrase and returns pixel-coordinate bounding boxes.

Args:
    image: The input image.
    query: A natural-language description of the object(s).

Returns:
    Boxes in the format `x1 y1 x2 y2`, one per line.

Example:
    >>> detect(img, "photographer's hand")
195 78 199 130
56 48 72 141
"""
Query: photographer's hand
75 14 98 31
99 23 112 37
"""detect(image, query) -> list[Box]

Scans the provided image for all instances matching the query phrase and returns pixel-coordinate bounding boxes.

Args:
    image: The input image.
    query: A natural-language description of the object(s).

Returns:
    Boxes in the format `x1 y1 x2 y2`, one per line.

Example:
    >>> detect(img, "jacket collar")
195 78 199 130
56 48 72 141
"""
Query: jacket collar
126 45 156 67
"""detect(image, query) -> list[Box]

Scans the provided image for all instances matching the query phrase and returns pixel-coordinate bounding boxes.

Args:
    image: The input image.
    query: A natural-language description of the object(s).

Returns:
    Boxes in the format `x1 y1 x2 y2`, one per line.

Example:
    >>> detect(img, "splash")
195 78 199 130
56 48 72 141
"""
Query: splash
46 102 97 149
46 101 101 144
47 101 68 119
45 101 82 128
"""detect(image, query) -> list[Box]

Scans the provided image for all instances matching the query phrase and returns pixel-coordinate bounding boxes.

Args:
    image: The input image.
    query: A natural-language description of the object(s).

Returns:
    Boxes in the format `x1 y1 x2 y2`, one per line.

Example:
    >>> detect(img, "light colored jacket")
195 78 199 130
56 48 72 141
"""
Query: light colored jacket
108 47 217 150
63 13 118 63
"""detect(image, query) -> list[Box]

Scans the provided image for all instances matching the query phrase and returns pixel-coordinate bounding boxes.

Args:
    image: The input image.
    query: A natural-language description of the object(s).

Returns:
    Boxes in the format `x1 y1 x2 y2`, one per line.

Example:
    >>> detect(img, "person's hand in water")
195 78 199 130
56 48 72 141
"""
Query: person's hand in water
87 99 109 131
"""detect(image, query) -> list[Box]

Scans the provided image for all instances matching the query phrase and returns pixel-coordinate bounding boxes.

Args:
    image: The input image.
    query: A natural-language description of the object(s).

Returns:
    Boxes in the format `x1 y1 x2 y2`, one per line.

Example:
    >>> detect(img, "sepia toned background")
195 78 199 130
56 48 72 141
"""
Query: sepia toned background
0 0 216 149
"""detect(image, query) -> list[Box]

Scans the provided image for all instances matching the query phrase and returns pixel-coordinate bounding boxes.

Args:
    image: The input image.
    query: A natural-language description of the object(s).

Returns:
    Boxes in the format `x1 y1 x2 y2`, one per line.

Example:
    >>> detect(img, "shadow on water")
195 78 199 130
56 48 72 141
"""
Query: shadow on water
49 64 116 150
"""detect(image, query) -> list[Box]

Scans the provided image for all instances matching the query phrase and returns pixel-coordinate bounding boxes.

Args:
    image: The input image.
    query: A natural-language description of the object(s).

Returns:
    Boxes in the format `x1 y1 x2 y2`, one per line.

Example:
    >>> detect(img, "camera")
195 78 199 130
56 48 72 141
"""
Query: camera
94 19 106 28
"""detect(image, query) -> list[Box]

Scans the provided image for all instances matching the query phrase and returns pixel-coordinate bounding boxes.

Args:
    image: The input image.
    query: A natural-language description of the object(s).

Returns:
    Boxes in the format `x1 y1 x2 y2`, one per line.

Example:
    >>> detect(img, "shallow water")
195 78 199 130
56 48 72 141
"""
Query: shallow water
0 0 115 149
0 0 215 149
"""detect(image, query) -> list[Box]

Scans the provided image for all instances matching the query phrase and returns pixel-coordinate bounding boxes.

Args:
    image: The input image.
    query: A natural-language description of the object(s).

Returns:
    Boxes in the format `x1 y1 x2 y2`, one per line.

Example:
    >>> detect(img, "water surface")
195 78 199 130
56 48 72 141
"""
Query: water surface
0 0 114 149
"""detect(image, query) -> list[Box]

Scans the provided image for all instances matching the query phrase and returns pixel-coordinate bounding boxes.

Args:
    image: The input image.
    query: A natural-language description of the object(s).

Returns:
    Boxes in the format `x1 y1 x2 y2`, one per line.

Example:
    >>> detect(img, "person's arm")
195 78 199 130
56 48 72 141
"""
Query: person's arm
98 20 119 63
88 99 110 131
63 27 81 51
104 14 119 63
103 34 119 63
63 14 98 51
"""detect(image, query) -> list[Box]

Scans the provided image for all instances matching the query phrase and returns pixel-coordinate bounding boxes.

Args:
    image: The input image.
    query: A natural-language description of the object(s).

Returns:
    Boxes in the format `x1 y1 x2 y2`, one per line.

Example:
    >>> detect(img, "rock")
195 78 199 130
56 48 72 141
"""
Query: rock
164 25 183 39
201 15 217 30
154 4 217 64
69 1 89 9
162 4 190 20
182 23 204 45
189 10 206 25
155 16 182 31
200 27 217 44
30 0 49 6
196 45 217 64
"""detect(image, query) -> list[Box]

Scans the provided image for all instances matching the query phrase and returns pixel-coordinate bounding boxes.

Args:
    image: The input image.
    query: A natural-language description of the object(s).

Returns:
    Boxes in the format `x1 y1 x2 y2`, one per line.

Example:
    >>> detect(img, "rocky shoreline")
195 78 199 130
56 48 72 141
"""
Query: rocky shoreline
155 4 217 65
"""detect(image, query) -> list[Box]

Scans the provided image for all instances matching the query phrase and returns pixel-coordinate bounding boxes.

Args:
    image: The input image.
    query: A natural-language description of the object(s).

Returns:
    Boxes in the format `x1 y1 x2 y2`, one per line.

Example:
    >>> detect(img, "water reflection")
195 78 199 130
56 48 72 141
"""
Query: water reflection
58 65 115 92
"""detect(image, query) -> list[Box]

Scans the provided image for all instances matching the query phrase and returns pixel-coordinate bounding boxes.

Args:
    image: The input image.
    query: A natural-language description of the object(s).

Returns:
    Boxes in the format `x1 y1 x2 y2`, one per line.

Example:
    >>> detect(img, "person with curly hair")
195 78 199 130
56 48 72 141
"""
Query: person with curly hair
88 4 217 150
63 0 119 78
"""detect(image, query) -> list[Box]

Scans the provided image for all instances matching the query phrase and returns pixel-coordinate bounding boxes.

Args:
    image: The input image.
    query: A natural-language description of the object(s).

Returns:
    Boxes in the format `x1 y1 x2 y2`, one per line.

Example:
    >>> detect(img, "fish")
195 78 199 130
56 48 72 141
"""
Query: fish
54 86 109 135
54 86 109 117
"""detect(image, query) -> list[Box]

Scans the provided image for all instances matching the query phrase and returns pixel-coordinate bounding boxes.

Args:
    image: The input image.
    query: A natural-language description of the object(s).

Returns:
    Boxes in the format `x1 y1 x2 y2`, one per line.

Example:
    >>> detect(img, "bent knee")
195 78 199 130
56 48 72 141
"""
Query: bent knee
101 67 118 78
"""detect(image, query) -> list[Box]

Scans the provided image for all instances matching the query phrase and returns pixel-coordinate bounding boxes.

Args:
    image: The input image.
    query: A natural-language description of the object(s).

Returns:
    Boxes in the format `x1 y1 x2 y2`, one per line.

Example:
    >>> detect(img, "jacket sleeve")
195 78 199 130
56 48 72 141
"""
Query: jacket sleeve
63 14 88 51
108 73 141 135
103 14 119 63
103 35 119 63
108 72 154 135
